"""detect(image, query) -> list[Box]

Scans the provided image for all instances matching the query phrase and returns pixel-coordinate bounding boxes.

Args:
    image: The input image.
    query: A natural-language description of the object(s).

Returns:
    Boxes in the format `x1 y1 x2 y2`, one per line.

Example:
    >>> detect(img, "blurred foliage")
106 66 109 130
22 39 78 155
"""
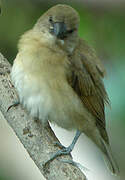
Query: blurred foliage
0 0 125 179
0 171 13 180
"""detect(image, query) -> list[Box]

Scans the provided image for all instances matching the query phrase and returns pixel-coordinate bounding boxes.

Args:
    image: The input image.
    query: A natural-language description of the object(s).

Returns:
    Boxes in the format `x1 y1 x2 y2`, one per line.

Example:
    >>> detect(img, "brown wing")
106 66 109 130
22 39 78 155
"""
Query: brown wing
68 38 109 142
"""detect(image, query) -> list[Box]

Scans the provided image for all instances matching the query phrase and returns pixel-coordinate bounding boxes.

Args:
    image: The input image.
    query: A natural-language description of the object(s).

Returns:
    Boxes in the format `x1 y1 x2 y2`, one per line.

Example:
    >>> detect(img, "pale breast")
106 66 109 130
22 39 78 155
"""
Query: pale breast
11 59 54 125
11 51 95 131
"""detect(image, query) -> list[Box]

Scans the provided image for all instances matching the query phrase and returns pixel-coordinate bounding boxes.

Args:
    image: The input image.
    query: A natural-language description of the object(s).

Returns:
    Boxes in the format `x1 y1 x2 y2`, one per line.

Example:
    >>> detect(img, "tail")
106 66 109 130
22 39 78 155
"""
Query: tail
100 138 119 175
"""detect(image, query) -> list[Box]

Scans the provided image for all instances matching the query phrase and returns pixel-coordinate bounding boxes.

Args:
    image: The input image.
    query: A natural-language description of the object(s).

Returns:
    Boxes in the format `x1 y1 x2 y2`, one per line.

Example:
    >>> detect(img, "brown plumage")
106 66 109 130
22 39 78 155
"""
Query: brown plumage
11 4 119 174
68 38 109 143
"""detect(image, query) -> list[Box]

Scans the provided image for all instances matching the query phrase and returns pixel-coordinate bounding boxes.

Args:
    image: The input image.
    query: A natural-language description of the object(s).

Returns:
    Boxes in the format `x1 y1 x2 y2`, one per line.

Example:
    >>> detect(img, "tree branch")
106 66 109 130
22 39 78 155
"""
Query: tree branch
0 53 86 180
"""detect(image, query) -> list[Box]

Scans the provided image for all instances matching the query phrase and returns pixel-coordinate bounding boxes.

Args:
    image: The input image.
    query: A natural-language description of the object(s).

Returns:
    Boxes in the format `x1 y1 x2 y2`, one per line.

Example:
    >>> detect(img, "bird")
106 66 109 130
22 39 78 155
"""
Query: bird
11 4 119 175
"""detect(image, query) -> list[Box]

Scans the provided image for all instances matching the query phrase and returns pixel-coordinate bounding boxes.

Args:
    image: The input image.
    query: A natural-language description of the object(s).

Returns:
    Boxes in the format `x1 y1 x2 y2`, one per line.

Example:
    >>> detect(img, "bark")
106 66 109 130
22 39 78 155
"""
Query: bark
0 53 86 180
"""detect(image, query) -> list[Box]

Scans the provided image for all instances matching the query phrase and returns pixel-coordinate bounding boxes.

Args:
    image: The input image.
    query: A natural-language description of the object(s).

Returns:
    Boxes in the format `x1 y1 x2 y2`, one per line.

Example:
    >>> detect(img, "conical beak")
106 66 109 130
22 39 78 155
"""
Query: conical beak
51 22 67 39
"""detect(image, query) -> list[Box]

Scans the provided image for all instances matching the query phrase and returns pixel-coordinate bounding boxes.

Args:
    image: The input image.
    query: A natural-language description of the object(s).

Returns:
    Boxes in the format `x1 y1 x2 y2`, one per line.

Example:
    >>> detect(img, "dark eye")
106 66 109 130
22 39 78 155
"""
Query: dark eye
49 16 53 23
67 28 76 34
68 29 74 33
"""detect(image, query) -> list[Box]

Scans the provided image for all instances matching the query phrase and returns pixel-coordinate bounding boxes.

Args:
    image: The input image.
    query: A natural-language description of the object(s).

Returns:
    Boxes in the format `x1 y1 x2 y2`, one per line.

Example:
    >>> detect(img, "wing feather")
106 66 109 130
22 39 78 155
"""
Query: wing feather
68 38 109 142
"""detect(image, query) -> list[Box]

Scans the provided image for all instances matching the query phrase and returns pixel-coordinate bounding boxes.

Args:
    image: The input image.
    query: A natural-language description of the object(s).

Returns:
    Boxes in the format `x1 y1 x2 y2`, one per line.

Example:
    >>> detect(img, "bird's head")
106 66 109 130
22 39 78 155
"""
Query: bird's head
33 4 80 53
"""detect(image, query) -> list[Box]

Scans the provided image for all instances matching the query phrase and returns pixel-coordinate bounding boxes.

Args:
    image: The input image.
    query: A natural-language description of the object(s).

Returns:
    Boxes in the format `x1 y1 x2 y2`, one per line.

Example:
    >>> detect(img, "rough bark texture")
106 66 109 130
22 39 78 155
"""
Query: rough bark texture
0 53 86 180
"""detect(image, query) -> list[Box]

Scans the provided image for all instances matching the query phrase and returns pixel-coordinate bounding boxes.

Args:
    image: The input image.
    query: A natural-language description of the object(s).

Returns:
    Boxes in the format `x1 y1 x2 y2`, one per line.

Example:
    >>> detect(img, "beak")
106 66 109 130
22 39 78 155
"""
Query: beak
51 22 67 39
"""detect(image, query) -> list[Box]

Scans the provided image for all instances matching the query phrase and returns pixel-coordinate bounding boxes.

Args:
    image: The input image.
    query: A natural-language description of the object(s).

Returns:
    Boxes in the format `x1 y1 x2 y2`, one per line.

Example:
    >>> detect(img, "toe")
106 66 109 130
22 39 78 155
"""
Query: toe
54 141 65 149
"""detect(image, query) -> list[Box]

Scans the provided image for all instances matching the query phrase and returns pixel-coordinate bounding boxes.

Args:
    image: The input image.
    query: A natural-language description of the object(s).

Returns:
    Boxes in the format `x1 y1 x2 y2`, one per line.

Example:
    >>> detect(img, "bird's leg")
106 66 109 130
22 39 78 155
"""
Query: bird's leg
7 101 20 112
43 130 81 167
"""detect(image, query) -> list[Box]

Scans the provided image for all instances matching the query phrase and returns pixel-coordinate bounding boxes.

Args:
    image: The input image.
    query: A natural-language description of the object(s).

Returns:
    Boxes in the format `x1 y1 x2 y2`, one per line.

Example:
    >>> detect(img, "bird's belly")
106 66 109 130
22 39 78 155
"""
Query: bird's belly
11 63 95 130
11 64 54 125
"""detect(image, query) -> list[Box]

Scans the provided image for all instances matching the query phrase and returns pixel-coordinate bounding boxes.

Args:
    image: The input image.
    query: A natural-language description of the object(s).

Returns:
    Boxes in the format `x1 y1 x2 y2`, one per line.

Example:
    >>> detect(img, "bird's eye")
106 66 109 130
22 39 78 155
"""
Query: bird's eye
68 29 74 33
67 28 76 34
49 16 53 23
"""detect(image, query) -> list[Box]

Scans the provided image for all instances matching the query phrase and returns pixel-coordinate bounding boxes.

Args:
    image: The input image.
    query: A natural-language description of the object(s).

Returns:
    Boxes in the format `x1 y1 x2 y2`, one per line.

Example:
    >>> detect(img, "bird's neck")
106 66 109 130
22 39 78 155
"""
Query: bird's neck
18 29 78 58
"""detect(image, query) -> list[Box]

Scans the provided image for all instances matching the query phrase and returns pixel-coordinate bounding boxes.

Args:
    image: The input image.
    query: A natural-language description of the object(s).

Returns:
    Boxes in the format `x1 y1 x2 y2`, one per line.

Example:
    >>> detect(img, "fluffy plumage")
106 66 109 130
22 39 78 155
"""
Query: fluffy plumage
11 4 119 174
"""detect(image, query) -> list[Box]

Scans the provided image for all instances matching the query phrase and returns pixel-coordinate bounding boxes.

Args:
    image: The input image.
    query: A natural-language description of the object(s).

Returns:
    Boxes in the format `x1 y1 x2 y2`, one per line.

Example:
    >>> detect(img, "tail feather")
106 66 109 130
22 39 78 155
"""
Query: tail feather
101 138 119 175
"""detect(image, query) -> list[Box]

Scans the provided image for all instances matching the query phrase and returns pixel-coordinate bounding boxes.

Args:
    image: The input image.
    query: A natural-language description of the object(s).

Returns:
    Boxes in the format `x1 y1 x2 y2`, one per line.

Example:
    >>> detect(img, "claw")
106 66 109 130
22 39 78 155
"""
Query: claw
42 130 81 167
54 141 65 149
7 101 20 112
59 159 90 172
42 146 72 167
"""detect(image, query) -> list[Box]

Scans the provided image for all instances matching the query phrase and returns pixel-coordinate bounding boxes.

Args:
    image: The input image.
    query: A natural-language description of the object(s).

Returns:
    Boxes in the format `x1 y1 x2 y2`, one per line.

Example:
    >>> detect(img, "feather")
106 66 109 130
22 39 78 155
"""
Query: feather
68 38 109 140
101 138 120 175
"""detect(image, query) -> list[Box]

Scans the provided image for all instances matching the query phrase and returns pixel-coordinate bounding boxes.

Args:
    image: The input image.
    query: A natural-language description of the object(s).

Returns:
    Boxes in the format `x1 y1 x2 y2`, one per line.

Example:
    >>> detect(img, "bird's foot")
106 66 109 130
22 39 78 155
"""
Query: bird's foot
7 101 20 112
42 131 81 168
59 159 79 167
59 159 90 172
54 141 66 149
42 144 73 167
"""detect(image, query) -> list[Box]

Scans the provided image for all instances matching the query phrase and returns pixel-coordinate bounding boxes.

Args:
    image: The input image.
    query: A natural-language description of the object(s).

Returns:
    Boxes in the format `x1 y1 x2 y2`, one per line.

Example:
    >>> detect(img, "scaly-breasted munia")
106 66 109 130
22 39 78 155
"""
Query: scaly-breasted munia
11 4 119 175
